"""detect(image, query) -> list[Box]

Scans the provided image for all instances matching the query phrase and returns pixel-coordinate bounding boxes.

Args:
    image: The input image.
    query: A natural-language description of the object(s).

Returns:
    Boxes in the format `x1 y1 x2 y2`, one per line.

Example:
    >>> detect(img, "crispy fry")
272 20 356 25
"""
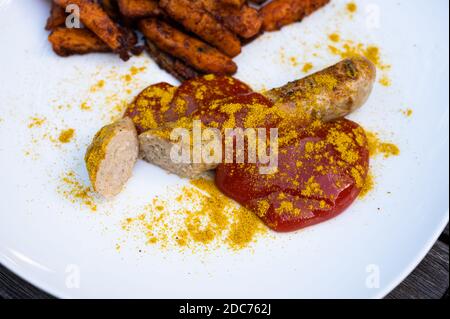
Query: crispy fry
53 0 135 60
99 0 120 20
146 40 202 82
201 0 262 38
139 18 237 75
159 0 241 57
260 0 330 31
117 0 161 19
48 27 110 57
45 2 67 31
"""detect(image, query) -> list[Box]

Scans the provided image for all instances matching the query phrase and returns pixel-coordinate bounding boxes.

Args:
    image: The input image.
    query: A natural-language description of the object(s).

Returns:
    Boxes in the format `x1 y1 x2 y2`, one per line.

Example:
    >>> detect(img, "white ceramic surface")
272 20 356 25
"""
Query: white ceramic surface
0 0 448 299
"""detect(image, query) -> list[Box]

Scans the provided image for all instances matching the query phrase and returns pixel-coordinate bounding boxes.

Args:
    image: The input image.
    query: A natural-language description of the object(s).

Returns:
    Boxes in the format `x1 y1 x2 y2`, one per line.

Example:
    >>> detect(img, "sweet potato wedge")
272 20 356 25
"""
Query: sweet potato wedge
159 0 241 57
201 0 262 39
53 0 135 60
260 0 330 31
146 41 202 82
139 18 237 75
45 2 67 30
48 27 110 56
219 0 246 7
117 0 161 19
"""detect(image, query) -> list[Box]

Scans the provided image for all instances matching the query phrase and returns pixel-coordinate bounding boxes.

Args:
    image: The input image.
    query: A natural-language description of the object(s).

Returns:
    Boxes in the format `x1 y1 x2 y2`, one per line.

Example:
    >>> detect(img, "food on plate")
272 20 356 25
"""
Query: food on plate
163 75 253 122
120 57 375 179
139 122 219 179
124 82 177 134
220 0 247 7
45 2 66 31
260 0 330 31
139 19 237 75
200 0 262 39
215 119 370 232
264 56 376 123
84 58 376 231
48 27 111 56
85 117 139 198
145 41 202 83
159 0 242 57
45 0 329 78
53 0 137 60
99 0 121 20
117 0 161 19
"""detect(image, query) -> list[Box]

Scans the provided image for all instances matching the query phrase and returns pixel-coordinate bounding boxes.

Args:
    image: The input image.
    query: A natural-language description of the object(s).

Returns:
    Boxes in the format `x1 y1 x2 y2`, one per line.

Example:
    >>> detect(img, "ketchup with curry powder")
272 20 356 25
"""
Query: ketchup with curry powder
215 119 370 232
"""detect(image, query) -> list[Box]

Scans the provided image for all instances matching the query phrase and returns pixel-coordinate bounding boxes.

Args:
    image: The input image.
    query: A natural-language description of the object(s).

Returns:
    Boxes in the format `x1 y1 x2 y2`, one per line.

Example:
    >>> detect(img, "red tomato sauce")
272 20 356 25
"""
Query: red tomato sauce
215 119 370 232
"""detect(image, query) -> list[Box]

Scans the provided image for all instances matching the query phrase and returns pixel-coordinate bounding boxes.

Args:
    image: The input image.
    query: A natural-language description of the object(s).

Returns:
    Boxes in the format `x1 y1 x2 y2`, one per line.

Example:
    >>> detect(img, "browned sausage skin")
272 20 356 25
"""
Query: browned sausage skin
264 56 376 123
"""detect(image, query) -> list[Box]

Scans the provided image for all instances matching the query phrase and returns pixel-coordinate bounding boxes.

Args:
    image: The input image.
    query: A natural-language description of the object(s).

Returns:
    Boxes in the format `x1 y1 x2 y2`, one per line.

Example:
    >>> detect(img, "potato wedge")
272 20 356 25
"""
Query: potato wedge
53 0 136 60
48 27 110 56
159 0 241 57
139 19 237 75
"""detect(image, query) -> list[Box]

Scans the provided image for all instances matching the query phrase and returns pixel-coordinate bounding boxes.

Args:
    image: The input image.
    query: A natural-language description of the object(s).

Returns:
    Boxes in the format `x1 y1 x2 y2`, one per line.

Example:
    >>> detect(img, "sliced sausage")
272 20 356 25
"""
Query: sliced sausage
85 117 139 198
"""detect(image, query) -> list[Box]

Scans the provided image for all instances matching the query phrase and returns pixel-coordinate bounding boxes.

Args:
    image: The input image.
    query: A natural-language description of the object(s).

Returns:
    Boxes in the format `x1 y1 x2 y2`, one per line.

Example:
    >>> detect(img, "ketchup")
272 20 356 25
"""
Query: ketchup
215 119 370 232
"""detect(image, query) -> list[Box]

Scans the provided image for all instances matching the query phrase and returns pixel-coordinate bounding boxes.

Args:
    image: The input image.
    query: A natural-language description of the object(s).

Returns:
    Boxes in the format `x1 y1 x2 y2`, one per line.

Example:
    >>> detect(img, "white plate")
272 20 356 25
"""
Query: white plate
0 0 448 299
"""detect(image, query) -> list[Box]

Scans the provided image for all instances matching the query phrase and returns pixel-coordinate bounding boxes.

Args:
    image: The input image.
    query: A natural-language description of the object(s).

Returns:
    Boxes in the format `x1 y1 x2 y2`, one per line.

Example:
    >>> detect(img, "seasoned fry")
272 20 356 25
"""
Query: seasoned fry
117 0 161 19
260 0 330 31
146 41 202 82
45 2 66 31
139 18 237 75
53 0 135 60
201 0 262 39
159 0 241 57
99 0 120 20
48 27 110 57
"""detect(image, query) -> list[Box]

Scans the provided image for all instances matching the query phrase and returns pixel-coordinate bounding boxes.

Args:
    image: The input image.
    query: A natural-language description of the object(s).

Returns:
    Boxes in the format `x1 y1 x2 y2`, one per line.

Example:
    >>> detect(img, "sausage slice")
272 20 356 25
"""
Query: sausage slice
85 118 139 198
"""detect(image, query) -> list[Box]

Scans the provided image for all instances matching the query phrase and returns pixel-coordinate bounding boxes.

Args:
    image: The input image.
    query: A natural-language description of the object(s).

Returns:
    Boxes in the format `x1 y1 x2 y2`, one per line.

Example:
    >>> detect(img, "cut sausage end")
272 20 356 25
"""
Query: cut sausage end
85 117 139 198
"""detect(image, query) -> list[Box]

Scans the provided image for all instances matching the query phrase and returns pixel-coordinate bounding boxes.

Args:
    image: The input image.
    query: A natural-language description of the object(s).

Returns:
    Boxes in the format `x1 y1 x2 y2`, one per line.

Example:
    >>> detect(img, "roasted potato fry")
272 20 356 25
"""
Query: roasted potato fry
117 0 161 19
139 18 237 75
53 0 135 60
146 41 202 82
48 27 110 56
201 0 262 39
260 0 330 31
99 0 120 20
45 2 67 31
159 0 241 57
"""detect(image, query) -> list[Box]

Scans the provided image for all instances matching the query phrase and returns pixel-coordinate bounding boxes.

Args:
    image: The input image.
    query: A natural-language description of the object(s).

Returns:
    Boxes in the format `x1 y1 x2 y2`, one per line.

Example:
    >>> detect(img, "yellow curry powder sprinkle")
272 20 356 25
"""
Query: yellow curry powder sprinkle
359 171 374 198
80 102 92 111
90 80 105 93
290 57 299 67
302 63 314 73
346 2 357 13
366 131 400 158
328 33 340 43
122 178 267 251
28 117 46 128
57 171 97 212
401 109 413 117
378 75 391 87
58 128 75 144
